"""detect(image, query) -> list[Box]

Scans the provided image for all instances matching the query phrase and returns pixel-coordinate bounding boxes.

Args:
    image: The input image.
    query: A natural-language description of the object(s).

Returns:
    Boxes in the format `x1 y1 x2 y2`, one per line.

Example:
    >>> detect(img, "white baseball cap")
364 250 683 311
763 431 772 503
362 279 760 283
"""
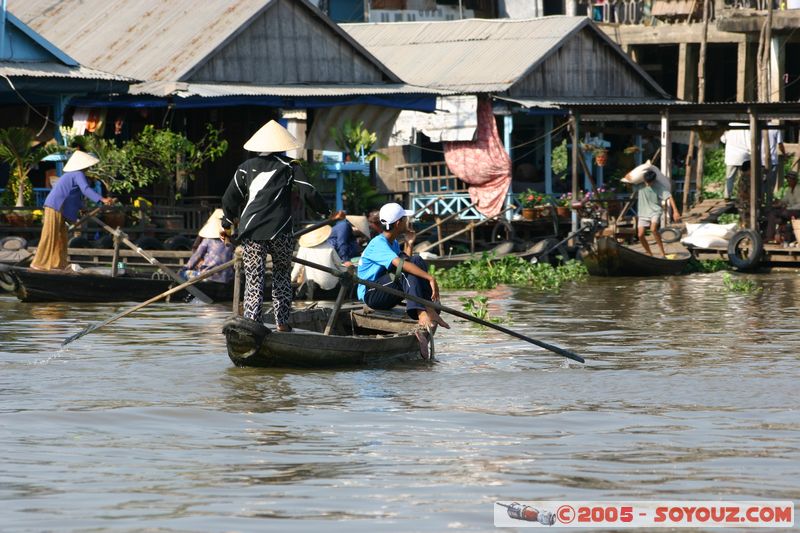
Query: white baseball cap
378 202 414 230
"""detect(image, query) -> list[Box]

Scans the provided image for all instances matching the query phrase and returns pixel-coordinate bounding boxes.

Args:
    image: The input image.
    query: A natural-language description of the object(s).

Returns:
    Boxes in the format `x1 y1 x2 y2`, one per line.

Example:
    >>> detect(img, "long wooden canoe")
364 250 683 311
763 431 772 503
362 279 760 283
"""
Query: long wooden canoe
222 304 431 368
0 264 235 302
580 236 690 277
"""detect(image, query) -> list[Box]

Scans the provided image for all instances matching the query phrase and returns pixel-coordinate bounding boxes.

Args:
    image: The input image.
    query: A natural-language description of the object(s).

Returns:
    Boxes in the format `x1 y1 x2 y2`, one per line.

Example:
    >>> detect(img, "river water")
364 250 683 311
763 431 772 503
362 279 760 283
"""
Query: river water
1 271 799 531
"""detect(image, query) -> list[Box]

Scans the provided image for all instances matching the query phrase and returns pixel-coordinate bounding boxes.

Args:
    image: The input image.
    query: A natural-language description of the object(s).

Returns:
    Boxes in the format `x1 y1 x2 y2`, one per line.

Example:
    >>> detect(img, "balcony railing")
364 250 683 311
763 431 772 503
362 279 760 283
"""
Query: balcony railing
582 0 783 26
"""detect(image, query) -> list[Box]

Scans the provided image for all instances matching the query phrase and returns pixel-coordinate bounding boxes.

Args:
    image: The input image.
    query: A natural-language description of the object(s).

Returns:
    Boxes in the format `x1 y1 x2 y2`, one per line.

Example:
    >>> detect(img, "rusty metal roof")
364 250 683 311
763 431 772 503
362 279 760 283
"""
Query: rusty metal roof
343 16 667 97
8 0 272 82
0 61 129 81
129 81 450 97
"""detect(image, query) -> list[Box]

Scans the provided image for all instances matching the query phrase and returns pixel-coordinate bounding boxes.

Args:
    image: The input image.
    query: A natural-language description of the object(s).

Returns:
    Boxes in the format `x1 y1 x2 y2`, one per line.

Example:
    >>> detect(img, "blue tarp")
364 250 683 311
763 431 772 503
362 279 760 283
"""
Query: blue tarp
70 94 436 112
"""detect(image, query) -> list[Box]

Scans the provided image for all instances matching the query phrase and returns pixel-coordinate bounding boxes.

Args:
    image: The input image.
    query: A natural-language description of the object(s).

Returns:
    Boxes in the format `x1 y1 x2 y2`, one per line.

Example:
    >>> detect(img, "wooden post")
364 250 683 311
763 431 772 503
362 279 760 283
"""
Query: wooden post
570 113 580 234
469 224 475 253
544 114 553 195
110 232 121 277
323 266 353 336
660 111 671 180
436 216 444 256
749 109 760 231
683 131 696 210
232 247 243 316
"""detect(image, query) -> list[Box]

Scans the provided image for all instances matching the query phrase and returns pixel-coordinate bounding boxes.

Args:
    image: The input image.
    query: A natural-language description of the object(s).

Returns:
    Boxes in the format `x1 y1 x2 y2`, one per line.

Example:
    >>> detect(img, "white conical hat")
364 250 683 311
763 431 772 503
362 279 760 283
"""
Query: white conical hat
297 224 332 248
198 208 225 239
243 120 302 153
346 215 370 237
63 150 100 172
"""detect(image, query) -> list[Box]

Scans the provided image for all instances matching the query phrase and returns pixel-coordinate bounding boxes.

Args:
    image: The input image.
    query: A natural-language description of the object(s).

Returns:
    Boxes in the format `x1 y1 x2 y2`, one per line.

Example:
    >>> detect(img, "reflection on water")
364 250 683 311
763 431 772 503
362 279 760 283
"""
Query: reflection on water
1 271 799 531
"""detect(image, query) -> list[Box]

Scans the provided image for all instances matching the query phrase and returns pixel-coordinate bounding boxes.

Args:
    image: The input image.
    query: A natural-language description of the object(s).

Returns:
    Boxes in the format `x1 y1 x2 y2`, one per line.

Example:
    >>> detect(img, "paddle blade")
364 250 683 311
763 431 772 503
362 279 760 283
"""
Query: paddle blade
62 325 92 347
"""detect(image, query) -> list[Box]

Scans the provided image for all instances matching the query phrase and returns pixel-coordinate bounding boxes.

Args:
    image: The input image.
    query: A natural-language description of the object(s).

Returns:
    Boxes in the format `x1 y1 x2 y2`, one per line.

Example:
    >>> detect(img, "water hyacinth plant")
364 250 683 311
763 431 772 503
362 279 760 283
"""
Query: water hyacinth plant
431 254 588 292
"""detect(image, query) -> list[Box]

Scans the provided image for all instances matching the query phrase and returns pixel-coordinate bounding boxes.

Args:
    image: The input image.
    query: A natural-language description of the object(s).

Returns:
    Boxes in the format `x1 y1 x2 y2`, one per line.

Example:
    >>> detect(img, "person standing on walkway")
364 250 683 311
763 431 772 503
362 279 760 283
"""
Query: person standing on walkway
636 170 681 257
221 120 343 330
30 150 115 271
720 125 751 201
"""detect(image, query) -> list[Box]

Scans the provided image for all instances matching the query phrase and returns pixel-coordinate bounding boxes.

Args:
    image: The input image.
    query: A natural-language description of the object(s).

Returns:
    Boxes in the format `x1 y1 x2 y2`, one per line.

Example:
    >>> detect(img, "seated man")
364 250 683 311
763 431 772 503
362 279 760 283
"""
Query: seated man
765 171 800 243
357 202 449 332
327 216 369 266
291 224 344 295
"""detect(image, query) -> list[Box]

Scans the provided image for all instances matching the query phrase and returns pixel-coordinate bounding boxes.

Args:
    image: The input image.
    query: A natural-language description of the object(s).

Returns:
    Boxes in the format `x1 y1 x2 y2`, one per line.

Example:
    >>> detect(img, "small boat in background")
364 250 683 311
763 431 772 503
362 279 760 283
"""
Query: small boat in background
580 236 690 277
0 264 235 303
222 304 431 368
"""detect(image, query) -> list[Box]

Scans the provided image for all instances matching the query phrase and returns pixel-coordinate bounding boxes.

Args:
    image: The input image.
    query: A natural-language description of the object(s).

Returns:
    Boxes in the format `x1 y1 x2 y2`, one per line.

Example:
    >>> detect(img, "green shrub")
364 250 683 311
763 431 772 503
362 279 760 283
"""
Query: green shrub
433 254 588 292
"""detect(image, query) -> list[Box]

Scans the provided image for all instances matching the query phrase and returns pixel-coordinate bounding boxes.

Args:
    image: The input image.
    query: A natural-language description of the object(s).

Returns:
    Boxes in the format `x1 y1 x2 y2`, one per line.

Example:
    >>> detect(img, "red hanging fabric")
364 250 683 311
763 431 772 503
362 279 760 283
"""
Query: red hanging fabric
443 99 511 217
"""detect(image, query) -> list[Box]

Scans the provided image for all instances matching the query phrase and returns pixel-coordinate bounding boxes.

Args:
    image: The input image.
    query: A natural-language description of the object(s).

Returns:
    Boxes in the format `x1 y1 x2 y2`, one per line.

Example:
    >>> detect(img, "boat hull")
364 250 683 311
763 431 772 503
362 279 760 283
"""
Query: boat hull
581 237 690 277
222 306 427 368
0 265 233 303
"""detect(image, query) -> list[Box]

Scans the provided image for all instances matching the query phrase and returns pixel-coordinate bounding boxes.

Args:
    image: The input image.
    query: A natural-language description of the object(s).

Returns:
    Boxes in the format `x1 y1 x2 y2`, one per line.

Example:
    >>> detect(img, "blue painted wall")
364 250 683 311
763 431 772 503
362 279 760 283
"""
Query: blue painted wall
328 0 365 22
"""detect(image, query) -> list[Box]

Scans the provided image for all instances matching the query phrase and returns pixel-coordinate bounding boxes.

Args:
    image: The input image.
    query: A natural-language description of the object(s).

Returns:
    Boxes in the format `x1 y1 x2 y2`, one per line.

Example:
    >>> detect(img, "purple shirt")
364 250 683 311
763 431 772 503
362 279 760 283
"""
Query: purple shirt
185 238 234 283
43 170 103 222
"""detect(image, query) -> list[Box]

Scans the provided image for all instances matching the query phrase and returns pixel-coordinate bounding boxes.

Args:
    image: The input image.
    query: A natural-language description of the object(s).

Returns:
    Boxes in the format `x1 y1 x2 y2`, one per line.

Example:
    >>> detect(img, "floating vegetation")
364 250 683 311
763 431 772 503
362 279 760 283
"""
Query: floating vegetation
684 258 730 273
432 254 588 291
722 272 762 294
459 295 505 324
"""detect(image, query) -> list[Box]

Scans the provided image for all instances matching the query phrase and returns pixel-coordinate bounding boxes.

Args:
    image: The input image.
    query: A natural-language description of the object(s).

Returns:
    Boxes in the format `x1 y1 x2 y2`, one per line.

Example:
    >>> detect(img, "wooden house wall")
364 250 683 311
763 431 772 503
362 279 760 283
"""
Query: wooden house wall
187 0 387 84
509 28 659 98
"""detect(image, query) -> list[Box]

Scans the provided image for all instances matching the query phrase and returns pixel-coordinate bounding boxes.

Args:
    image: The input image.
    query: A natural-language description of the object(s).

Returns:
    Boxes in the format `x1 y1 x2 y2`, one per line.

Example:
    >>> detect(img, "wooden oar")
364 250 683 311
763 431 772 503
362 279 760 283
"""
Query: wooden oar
90 215 213 304
290 256 585 364
67 206 104 232
63 219 339 346
62 259 235 346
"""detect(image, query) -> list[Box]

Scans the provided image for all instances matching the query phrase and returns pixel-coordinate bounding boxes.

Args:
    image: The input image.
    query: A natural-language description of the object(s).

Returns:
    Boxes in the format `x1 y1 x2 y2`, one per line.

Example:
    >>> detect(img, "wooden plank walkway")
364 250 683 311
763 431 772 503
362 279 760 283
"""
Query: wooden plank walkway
681 198 735 224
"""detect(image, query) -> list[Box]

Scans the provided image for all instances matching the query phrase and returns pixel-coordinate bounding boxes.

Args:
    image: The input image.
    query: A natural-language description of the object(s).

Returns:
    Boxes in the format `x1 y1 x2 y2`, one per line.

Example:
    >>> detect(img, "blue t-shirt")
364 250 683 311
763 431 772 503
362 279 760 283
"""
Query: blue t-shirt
327 220 360 262
357 234 400 300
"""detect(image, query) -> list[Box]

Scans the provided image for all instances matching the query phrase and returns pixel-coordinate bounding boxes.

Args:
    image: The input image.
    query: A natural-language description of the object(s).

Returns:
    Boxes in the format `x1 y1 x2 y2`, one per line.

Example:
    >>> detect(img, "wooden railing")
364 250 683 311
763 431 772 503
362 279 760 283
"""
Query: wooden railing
397 161 469 195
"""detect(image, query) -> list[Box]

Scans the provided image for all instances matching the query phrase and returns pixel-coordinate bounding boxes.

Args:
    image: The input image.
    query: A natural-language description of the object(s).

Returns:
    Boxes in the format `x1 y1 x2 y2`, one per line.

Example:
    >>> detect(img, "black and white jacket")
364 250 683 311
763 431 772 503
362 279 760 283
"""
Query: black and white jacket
221 154 330 241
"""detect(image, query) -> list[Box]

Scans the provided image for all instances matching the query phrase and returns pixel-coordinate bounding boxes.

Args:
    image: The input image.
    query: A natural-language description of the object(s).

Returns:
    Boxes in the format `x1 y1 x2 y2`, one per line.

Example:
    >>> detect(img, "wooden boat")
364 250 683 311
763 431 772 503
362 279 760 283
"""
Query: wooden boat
0 264 235 303
0 264 352 303
222 304 431 368
580 236 691 276
425 238 572 269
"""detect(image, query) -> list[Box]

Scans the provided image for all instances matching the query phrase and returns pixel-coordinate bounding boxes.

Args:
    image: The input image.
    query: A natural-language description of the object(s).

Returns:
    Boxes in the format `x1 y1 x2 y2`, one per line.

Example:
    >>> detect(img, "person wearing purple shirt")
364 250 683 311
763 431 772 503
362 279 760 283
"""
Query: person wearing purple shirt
180 209 234 283
31 151 115 271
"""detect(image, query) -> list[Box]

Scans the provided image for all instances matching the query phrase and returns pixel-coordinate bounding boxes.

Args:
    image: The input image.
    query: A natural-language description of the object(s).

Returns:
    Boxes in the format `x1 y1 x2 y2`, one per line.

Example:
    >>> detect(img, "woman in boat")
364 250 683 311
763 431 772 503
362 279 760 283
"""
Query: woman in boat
292 224 344 294
357 202 449 331
30 151 116 271
179 209 233 283
220 120 343 331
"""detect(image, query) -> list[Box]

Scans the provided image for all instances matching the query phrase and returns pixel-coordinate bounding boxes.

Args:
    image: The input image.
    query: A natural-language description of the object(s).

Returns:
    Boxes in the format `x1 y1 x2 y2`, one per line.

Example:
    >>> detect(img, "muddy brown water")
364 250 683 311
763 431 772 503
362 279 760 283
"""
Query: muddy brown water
1 271 799 531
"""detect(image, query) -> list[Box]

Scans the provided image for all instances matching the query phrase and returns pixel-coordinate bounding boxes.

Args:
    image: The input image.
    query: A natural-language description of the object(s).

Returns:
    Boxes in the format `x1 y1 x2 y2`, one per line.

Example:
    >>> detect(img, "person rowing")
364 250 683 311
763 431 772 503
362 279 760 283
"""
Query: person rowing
357 202 450 334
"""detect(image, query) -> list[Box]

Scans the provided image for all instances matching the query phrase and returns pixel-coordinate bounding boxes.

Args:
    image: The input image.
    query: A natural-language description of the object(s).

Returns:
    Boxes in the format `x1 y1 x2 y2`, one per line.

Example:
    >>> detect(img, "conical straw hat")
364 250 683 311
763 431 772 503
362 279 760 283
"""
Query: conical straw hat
346 215 370 237
63 150 100 172
243 120 302 153
297 224 332 248
198 208 225 239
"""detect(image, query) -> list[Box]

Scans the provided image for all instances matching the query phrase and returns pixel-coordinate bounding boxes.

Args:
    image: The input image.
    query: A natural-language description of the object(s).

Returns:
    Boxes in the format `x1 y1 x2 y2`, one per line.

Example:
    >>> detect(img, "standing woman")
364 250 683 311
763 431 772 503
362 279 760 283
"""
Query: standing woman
30 150 116 271
221 120 342 331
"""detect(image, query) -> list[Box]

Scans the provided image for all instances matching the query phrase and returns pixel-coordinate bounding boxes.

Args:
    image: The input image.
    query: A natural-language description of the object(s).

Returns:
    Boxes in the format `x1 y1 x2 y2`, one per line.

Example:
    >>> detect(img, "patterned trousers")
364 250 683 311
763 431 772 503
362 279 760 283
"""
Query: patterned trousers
242 234 295 325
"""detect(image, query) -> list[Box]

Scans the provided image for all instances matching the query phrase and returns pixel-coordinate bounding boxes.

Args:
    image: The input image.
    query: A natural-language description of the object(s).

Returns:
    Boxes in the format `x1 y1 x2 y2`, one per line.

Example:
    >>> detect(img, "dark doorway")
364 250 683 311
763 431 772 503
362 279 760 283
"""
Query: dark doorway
631 44 679 98
705 43 737 102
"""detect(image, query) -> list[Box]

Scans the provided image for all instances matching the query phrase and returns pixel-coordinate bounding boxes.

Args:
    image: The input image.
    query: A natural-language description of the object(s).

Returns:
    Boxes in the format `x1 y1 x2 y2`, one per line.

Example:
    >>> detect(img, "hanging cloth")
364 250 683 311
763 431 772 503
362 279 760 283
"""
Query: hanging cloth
443 99 511 217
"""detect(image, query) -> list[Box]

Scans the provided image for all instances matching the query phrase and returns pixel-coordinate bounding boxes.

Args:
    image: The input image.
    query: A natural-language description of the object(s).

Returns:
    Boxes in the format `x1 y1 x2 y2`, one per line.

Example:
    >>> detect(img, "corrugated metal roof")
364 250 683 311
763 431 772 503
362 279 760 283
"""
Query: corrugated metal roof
8 0 274 82
342 16 592 93
0 61 130 81
9 0 401 85
130 81 450 97
496 96 685 108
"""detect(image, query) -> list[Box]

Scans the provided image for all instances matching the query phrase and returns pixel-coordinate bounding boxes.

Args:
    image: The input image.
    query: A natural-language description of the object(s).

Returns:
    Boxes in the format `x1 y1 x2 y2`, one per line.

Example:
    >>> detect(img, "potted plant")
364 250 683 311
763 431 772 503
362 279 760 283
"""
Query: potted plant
582 142 609 167
555 193 573 217
0 127 59 224
517 189 549 220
